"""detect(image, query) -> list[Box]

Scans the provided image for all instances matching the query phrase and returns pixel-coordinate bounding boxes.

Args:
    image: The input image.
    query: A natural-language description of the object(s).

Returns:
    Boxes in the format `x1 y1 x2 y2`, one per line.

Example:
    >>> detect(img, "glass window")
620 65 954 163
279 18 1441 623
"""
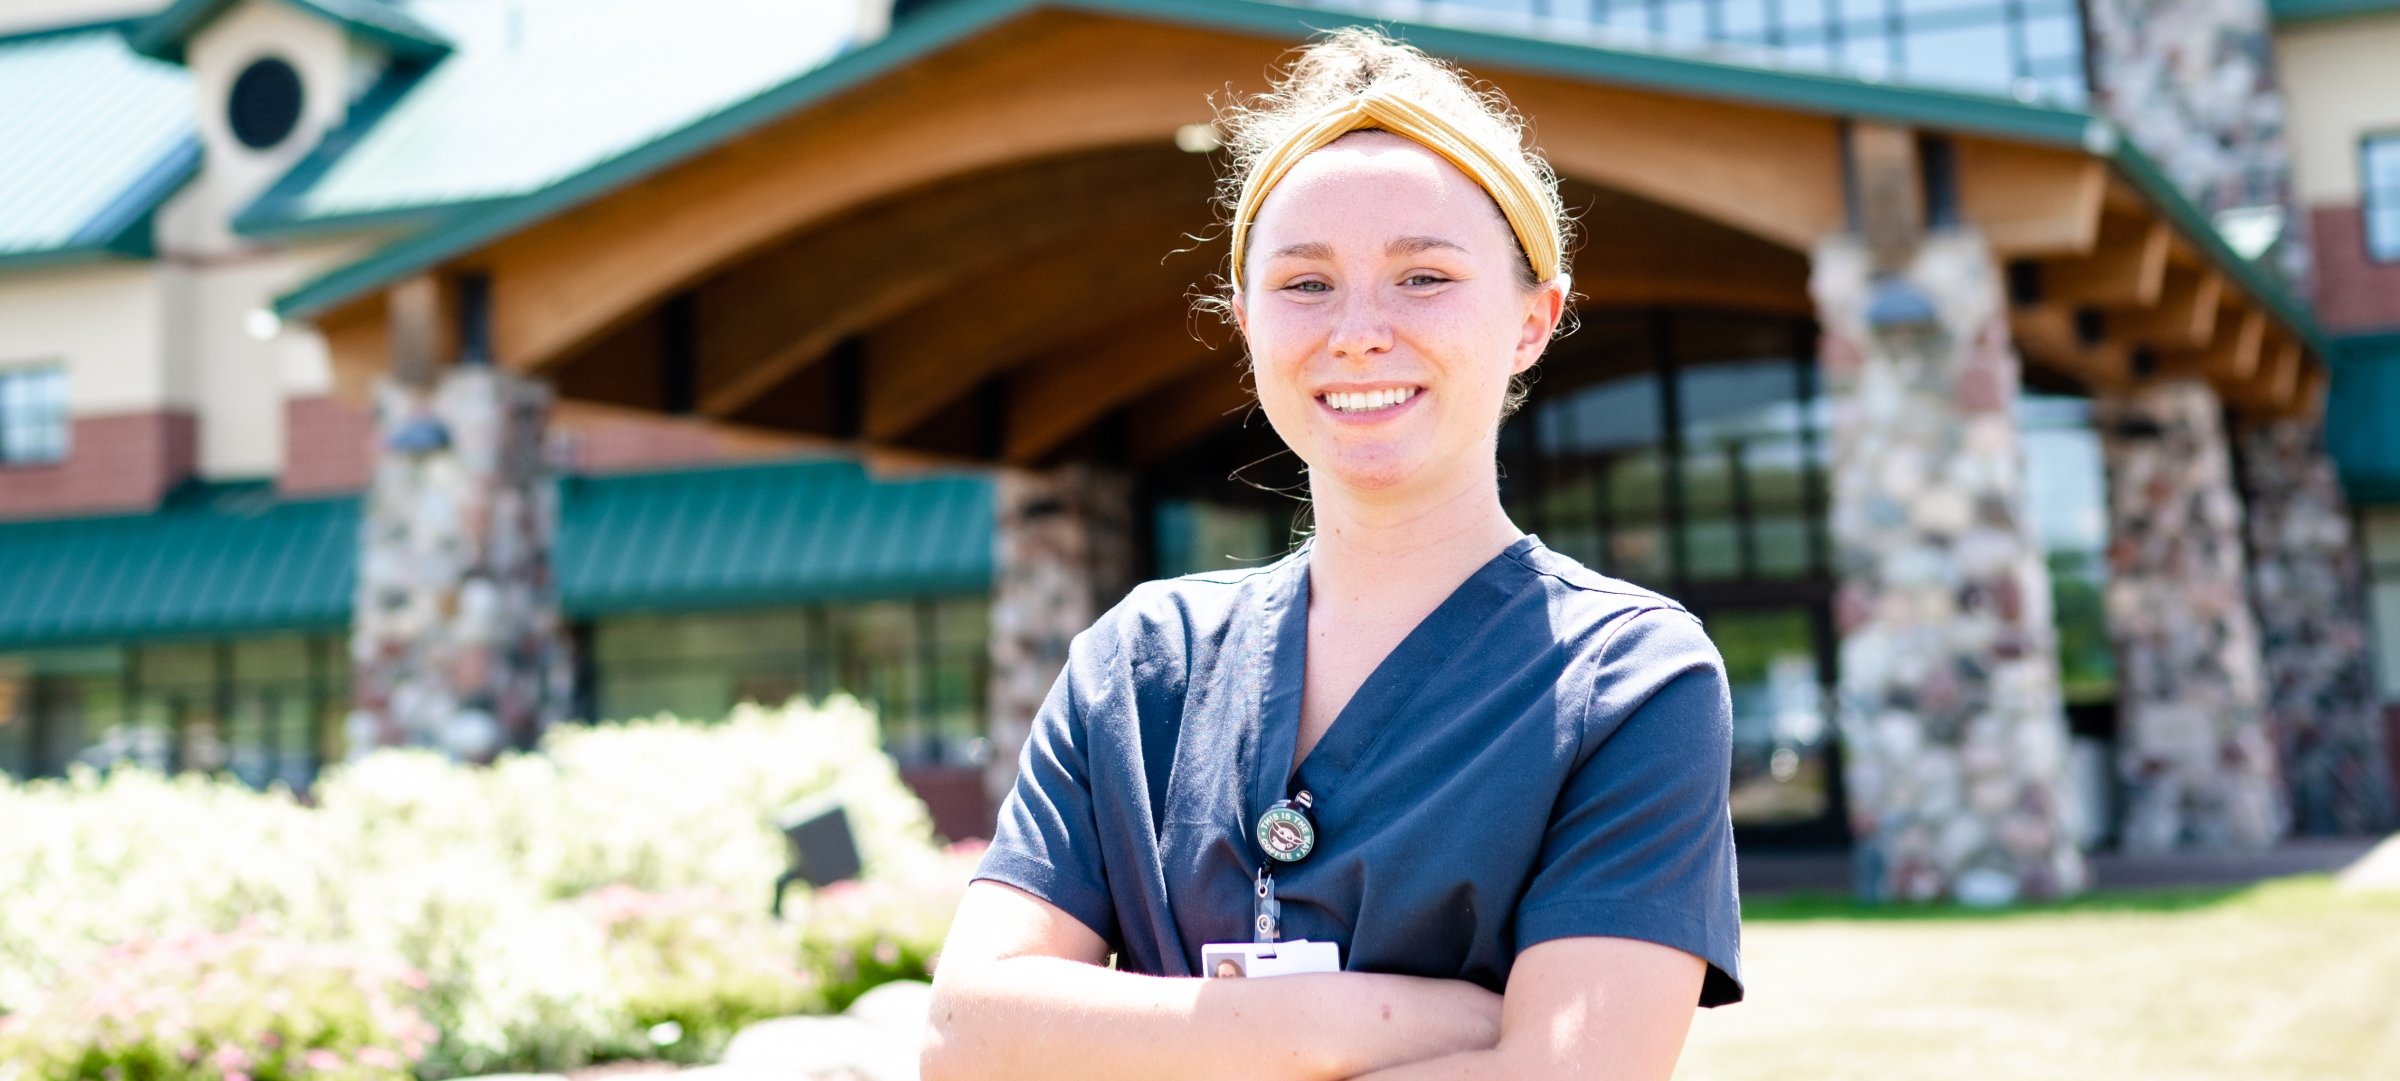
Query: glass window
2366 134 2400 263
1677 343 1811 583
1153 498 1290 579
2362 507 2400 703
129 643 220 774
1287 0 2086 104
0 365 69 466
1713 608 1833 825
2020 394 2115 705
0 658 26 778
590 599 990 766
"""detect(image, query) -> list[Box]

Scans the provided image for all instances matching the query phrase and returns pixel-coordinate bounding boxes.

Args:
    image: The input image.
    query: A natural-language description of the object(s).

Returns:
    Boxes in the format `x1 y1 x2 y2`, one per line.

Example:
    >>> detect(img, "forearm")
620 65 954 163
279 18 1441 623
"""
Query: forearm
922 957 1484 1081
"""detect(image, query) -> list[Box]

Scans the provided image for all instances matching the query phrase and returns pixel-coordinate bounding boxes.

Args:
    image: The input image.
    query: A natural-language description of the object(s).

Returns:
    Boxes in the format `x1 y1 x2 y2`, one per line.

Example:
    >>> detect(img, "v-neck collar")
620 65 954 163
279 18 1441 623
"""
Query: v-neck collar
1245 534 1542 831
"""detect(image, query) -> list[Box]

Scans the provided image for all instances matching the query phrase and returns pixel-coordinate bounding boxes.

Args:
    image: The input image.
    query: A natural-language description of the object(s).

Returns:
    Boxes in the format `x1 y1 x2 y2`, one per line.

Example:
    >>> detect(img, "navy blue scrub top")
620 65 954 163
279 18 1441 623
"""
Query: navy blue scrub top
975 534 1744 1007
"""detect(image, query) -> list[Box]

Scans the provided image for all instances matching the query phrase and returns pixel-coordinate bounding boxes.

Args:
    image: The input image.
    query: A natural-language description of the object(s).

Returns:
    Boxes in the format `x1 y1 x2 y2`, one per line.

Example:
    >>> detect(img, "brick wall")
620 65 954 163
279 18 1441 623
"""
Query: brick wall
2311 204 2400 333
280 394 378 496
0 411 196 521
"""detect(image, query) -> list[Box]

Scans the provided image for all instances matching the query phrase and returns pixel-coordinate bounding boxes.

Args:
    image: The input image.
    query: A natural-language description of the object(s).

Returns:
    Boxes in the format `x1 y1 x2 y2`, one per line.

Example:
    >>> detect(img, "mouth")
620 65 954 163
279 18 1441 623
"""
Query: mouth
1316 386 1423 416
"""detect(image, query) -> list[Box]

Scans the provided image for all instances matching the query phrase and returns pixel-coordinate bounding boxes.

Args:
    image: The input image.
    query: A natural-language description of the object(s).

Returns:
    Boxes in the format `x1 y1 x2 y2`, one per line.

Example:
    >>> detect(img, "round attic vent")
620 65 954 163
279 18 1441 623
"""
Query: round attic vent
228 56 304 150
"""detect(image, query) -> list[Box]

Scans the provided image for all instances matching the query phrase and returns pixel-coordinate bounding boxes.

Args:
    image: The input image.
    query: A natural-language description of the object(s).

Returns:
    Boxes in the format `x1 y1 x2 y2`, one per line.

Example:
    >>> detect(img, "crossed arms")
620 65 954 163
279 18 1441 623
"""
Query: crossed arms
921 880 1705 1081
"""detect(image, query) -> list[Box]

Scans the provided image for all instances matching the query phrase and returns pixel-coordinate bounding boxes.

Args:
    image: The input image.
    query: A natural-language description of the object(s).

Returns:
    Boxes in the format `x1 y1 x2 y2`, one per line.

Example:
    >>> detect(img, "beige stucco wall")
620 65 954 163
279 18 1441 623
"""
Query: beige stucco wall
2274 12 2400 207
0 263 176 416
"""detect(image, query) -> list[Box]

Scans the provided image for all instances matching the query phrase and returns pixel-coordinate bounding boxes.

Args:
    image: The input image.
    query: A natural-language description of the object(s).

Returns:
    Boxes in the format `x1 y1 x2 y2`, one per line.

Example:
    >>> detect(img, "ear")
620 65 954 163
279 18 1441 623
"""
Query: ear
1228 288 1249 337
1510 275 1568 375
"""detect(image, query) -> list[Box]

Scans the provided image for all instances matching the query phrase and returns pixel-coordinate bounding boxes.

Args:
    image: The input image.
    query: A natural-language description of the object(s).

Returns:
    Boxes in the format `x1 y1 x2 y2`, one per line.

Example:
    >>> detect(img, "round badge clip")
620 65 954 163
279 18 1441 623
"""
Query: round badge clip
1254 789 1317 863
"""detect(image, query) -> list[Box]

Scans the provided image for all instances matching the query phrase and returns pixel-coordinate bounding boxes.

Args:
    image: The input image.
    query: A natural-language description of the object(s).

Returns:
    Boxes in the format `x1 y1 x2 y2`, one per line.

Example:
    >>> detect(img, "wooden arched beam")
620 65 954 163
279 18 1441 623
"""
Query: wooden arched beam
355 9 1873 379
862 203 1218 441
683 146 1216 418
1003 301 1233 464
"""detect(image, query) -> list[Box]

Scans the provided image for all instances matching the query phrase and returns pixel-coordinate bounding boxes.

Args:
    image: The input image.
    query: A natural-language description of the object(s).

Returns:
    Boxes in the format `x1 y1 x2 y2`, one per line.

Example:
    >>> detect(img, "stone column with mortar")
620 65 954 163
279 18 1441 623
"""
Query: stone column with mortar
2236 417 2397 835
1815 223 2088 905
348 277 573 762
985 465 1136 802
2095 379 2285 851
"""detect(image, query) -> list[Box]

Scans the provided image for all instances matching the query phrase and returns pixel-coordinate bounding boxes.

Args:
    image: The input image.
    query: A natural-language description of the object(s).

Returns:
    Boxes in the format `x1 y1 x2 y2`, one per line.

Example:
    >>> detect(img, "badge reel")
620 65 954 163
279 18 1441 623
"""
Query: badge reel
1203 790 1341 978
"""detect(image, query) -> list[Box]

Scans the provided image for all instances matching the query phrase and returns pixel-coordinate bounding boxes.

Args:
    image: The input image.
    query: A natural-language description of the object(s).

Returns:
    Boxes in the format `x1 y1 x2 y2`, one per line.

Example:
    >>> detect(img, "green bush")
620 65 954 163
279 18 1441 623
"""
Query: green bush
0 697 968 1079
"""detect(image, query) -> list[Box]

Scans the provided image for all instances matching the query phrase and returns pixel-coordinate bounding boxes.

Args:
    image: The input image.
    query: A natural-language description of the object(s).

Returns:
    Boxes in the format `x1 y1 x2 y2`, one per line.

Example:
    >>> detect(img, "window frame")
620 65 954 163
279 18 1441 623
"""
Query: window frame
2362 130 2400 265
0 363 70 467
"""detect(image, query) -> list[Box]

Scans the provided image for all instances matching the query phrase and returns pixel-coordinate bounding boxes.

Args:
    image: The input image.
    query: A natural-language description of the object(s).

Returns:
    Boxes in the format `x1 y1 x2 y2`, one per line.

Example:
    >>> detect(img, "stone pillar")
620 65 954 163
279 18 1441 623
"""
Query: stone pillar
2094 380 2285 851
349 366 572 762
1814 230 2087 904
2236 418 2398 834
986 465 1135 801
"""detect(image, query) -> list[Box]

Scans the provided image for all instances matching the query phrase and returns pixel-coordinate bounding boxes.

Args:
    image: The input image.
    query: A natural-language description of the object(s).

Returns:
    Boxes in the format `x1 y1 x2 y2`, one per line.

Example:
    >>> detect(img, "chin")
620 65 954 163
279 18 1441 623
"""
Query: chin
1308 443 1426 494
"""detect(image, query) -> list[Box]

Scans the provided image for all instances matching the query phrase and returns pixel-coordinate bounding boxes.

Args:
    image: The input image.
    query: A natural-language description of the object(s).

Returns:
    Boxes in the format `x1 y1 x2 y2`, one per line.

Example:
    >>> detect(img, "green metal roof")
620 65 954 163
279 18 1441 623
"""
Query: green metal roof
128 0 452 65
273 0 2308 355
2268 0 2400 24
0 459 993 651
236 0 863 237
2328 330 2400 505
0 482 357 651
0 21 198 271
556 459 993 615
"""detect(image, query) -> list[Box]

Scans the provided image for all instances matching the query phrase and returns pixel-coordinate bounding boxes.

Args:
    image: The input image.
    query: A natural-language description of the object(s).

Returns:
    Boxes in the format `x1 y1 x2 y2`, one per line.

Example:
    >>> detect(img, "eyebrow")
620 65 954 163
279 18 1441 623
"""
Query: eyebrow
1268 241 1335 261
1266 236 1469 261
1387 235 1468 258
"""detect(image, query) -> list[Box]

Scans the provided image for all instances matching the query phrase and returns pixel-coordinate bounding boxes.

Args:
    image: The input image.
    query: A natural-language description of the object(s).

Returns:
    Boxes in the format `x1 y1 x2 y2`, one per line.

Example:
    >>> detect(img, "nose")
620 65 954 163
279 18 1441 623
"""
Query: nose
1326 288 1393 361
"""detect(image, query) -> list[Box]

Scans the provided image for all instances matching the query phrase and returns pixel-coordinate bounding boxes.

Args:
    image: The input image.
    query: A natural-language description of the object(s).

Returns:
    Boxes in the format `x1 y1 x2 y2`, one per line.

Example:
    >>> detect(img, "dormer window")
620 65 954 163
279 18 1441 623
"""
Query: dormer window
227 56 304 151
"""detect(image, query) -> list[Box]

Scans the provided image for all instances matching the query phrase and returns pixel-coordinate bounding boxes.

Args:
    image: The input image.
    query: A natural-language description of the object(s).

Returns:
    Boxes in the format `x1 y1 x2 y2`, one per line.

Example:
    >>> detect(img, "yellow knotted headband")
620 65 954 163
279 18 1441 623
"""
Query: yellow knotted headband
1227 86 1564 294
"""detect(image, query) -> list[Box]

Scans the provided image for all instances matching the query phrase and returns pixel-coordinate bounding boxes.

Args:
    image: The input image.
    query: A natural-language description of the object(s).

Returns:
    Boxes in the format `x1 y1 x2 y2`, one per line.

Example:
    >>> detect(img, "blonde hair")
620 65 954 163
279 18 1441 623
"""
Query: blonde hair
1213 26 1572 295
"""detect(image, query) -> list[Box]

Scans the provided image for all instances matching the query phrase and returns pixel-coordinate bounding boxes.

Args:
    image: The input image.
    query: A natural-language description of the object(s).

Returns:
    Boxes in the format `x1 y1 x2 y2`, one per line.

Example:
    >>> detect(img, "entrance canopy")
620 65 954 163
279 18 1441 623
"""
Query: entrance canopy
274 0 2331 464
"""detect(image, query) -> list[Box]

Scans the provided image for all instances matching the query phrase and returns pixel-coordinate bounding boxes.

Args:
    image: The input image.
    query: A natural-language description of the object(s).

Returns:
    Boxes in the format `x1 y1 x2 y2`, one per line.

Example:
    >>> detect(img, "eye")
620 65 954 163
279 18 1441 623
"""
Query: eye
1402 273 1450 287
1284 279 1332 293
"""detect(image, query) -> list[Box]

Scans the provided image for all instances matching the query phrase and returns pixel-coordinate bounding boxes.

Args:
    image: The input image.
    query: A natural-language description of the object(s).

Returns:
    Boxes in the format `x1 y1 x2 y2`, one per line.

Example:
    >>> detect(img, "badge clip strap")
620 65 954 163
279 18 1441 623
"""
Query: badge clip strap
1250 789 1315 945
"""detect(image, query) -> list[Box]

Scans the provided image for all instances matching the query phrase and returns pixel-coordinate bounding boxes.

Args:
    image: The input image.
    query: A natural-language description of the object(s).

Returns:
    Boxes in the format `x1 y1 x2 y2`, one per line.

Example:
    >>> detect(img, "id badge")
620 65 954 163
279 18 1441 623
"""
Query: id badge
1202 939 1341 978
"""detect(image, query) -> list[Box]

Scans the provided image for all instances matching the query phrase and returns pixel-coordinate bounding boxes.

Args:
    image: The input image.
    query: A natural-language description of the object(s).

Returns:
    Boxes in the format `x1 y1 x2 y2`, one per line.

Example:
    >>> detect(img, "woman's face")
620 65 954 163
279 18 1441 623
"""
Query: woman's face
1233 132 1564 499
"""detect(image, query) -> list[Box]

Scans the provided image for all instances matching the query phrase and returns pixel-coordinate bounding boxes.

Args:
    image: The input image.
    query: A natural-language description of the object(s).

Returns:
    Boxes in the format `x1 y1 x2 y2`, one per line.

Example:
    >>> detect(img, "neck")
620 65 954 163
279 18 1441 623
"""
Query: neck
1304 459 1523 612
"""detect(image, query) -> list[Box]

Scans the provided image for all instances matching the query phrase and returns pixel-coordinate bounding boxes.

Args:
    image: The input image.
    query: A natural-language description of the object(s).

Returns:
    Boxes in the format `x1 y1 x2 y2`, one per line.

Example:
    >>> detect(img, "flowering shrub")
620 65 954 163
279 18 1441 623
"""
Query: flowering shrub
577 885 817 1063
800 840 987 1011
0 696 966 1078
0 921 434 1081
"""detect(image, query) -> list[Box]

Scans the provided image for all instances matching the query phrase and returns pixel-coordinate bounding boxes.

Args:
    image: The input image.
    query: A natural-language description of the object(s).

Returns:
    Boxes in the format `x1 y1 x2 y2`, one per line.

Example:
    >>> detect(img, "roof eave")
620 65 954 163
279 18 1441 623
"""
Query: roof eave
2267 0 2400 25
129 0 452 66
2102 134 2331 357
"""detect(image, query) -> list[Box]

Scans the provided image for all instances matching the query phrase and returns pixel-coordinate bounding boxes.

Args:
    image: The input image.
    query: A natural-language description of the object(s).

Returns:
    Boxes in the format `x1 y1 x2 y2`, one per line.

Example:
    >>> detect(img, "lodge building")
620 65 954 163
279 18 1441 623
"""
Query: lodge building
1 0 2396 900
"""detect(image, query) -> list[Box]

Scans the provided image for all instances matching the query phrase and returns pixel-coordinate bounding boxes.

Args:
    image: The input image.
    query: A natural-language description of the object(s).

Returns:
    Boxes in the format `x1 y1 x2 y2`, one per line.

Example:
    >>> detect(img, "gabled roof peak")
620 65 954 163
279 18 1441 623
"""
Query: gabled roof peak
128 0 450 66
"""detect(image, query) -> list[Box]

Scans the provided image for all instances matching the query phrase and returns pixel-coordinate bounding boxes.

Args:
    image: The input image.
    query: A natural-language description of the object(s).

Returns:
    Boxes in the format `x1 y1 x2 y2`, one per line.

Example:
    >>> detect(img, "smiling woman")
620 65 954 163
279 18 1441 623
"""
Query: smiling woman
924 27 1741 1081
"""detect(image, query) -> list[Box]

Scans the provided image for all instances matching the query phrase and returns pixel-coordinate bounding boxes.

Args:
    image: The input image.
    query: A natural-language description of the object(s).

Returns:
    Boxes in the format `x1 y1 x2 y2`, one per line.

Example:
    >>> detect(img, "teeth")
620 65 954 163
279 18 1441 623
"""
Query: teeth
1324 387 1417 413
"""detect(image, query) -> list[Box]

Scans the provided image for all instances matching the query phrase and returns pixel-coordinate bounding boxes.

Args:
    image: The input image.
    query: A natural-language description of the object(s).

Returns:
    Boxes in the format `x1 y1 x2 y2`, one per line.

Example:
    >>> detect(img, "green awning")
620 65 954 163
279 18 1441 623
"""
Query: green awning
555 459 994 615
0 483 357 651
2328 332 2400 505
0 459 994 651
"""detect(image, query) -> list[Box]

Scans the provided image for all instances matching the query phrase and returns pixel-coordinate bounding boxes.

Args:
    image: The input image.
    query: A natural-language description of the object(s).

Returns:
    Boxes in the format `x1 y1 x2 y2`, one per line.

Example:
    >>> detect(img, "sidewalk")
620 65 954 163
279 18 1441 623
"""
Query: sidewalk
1737 834 2389 896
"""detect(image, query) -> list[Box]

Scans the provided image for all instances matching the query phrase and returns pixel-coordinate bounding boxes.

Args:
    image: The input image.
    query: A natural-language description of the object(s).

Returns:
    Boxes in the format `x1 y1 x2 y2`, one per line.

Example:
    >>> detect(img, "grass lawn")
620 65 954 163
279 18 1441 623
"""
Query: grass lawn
1676 875 2400 1081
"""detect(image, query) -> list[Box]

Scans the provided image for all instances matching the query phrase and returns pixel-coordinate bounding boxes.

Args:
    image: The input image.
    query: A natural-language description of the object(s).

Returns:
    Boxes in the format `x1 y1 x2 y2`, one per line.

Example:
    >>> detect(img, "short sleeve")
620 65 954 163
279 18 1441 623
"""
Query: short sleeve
1513 608 1745 1007
972 629 1123 950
